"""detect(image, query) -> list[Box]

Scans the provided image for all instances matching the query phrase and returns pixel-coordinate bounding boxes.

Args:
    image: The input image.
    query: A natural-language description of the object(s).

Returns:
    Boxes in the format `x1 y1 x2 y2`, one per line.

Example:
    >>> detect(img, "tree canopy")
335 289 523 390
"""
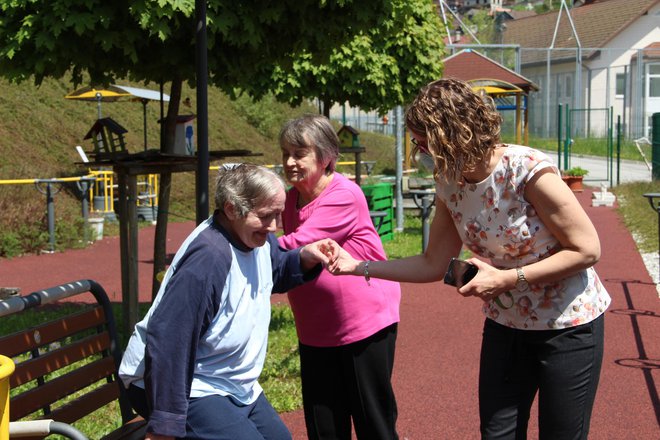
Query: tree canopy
243 0 446 115
0 0 392 88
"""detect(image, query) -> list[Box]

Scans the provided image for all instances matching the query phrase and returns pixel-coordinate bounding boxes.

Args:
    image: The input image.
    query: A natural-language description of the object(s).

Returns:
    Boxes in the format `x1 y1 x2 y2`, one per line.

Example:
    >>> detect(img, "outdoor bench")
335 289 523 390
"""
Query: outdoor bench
0 279 146 439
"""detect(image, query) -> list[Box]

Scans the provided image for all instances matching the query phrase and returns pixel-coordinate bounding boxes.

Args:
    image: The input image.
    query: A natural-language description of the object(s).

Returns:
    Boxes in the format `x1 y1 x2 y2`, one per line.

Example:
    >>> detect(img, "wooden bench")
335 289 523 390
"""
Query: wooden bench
0 279 146 439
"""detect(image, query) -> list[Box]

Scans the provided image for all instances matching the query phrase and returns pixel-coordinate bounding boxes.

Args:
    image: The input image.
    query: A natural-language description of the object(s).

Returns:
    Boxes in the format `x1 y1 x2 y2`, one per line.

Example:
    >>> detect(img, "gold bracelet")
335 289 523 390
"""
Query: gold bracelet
364 260 371 286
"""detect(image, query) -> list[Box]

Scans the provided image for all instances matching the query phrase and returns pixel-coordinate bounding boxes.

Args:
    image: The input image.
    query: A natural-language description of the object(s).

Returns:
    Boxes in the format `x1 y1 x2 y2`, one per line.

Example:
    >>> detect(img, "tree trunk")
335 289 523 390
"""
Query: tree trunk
151 76 182 300
322 97 332 118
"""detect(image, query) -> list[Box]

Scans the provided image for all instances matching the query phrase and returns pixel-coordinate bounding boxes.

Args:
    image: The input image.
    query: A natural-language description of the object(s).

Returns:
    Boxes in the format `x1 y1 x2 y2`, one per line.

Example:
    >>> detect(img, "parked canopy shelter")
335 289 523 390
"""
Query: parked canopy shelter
469 78 528 144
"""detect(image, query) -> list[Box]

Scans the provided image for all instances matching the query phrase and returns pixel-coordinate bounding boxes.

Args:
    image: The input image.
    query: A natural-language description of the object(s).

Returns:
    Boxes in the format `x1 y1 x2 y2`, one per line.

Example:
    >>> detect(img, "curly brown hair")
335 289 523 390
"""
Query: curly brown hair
405 78 502 182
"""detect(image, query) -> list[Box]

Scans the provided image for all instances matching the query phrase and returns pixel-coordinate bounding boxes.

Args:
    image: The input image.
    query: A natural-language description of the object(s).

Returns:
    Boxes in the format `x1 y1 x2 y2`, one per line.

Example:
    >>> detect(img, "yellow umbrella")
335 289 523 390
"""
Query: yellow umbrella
64 86 132 101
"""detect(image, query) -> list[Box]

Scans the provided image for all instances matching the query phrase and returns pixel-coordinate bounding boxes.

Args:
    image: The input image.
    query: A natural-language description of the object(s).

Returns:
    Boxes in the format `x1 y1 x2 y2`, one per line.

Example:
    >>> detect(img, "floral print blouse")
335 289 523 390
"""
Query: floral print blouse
436 145 611 330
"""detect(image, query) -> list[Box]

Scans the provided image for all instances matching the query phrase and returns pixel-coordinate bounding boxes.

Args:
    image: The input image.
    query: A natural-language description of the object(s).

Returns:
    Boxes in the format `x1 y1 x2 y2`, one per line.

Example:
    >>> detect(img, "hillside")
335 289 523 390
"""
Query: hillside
0 76 397 256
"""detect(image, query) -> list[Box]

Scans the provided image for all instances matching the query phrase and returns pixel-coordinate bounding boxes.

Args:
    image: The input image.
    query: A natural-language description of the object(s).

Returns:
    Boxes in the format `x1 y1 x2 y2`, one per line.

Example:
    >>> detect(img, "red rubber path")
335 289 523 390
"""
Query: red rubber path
1 188 658 439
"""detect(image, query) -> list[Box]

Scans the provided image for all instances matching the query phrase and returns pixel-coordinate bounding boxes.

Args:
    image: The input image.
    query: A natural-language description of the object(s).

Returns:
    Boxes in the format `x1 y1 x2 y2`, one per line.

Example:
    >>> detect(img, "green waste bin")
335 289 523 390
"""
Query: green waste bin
361 182 394 242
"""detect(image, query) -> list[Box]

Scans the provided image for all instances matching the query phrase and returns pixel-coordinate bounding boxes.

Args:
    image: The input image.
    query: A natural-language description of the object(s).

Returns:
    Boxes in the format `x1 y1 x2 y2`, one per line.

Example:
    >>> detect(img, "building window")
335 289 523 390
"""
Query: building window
650 64 660 98
616 73 626 97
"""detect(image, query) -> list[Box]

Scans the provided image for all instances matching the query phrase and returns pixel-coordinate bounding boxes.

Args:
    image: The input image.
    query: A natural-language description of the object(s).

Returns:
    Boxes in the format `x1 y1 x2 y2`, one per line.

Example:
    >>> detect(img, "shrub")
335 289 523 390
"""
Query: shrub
562 166 589 177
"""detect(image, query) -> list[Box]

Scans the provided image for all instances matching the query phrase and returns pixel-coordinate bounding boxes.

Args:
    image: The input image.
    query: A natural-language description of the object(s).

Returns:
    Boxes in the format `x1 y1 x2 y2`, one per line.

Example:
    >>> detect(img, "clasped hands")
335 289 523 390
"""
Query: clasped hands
301 239 358 275
308 241 511 303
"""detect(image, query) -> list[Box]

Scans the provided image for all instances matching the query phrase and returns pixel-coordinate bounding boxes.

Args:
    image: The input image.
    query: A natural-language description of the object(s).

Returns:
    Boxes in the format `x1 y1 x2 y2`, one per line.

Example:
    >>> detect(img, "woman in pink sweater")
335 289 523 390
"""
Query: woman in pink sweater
278 115 401 440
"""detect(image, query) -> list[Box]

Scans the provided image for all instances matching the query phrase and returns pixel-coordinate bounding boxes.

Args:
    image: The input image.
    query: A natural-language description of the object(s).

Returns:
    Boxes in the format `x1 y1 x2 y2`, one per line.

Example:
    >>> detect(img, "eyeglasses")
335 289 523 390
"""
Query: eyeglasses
411 137 430 155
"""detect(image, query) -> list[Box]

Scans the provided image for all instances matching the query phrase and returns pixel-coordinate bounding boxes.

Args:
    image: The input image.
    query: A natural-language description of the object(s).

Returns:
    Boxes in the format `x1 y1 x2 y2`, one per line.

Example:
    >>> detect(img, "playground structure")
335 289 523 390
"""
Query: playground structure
80 116 157 221
88 170 158 222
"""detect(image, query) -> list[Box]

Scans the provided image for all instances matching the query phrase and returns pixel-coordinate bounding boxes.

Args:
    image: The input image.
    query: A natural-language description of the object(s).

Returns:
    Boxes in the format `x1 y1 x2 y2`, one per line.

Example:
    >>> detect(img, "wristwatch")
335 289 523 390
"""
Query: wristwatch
515 267 529 292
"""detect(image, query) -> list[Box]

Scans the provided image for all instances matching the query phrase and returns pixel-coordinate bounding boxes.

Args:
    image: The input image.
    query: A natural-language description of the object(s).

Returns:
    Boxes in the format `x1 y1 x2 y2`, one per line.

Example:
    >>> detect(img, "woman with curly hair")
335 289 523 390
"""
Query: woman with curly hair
327 78 610 439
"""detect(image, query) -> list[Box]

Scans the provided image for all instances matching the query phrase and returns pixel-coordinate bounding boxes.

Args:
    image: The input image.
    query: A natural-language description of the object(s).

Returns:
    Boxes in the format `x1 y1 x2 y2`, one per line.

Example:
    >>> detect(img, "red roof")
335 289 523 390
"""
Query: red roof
502 0 660 65
442 49 538 93
631 41 660 60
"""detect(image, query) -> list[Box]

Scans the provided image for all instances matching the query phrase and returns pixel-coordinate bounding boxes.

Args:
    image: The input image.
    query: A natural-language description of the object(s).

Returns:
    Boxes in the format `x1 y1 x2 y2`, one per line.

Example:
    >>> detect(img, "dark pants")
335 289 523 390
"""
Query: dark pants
127 385 290 440
479 315 605 440
299 323 399 440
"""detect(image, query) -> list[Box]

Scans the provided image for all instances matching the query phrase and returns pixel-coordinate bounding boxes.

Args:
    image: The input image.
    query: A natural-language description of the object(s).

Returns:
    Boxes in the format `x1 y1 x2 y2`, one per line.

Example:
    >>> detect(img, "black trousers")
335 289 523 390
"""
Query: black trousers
299 323 399 440
479 315 605 440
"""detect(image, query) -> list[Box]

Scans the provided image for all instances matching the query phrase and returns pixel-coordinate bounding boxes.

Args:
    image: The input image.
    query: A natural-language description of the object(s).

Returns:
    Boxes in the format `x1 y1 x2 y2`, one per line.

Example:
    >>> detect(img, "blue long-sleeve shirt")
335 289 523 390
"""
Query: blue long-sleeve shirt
118 215 320 437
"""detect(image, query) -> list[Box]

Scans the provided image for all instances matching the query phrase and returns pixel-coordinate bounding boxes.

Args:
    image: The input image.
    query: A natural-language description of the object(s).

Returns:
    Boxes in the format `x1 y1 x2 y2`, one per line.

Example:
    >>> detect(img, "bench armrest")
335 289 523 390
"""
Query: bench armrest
10 420 88 440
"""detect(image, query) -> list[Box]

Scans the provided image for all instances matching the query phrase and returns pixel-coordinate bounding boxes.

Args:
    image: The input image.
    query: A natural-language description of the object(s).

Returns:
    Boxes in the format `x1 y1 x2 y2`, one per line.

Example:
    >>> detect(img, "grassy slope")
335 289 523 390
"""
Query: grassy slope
0 76 397 176
0 76 398 250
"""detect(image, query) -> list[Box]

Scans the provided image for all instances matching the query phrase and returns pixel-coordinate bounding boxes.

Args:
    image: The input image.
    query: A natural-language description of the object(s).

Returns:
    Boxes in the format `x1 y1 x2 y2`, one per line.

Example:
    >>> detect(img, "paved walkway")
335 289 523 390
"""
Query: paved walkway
1 188 658 438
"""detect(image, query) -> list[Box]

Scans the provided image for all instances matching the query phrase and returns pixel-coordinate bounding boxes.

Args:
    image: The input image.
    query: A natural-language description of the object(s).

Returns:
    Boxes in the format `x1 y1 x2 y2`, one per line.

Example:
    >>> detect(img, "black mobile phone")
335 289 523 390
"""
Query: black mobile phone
443 258 478 287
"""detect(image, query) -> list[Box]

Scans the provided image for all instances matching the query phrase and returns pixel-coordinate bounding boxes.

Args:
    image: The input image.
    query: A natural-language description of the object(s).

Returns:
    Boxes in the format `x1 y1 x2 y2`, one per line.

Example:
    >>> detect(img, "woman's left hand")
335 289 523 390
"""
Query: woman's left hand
456 258 514 302
300 238 340 270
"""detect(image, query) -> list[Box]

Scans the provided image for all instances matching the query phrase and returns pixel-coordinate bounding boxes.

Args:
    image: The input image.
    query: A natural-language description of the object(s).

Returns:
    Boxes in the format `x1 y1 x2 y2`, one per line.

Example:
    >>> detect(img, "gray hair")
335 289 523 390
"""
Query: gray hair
214 163 285 217
278 114 339 174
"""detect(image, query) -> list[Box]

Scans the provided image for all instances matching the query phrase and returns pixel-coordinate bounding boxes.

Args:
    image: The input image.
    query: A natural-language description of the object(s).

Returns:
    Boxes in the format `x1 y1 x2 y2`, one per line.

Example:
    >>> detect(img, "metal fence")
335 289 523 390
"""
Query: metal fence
332 45 658 143
449 44 658 141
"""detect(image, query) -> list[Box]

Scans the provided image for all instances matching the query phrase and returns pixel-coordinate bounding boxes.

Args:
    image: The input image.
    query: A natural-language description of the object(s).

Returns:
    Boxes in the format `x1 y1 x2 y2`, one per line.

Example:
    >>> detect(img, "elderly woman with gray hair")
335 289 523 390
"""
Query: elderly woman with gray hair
278 115 401 440
119 164 338 440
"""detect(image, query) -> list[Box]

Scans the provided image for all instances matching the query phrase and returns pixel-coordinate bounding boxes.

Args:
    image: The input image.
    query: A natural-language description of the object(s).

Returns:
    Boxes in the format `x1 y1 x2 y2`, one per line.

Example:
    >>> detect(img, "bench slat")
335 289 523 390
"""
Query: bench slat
47 382 120 425
0 307 106 357
10 332 111 388
11 356 117 420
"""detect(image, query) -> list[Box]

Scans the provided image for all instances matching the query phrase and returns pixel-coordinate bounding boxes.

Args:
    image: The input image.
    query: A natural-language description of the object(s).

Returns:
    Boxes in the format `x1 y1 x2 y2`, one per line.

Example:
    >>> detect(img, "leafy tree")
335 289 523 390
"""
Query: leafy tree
462 9 497 44
242 0 446 116
0 0 393 307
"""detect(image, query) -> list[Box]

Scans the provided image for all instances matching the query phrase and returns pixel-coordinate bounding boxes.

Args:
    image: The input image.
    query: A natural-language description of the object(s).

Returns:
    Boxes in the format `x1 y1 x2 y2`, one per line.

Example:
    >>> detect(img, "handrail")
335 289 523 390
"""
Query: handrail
0 175 96 185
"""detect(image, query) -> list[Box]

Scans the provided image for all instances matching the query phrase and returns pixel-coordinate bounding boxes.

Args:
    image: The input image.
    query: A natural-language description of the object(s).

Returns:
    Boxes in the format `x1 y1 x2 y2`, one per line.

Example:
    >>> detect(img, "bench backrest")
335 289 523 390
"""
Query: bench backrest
0 280 135 427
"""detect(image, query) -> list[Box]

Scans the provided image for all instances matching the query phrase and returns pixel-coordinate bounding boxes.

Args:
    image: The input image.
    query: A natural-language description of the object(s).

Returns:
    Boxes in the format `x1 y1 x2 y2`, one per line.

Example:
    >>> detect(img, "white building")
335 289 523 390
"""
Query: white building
503 0 660 139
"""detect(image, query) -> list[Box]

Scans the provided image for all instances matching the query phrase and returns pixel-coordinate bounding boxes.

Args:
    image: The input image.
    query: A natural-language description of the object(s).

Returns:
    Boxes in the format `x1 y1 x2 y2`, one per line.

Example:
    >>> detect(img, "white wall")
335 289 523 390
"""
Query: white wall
584 2 660 137
520 2 660 139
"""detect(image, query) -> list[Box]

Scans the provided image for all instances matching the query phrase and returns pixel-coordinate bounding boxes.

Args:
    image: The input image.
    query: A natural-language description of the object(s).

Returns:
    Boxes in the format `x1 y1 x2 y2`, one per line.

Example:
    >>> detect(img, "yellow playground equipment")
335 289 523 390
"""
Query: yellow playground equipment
88 170 159 221
0 355 14 440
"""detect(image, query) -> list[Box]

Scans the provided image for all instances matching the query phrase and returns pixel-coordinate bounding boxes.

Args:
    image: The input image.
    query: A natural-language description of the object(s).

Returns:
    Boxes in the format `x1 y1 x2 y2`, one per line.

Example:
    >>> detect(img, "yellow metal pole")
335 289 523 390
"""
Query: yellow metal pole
0 355 15 440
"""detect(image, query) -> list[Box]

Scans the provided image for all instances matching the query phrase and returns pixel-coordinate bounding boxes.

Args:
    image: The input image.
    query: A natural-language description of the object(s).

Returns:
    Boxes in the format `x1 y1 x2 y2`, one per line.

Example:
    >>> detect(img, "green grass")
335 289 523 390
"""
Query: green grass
502 134 649 163
383 214 424 258
612 181 660 253
261 305 303 412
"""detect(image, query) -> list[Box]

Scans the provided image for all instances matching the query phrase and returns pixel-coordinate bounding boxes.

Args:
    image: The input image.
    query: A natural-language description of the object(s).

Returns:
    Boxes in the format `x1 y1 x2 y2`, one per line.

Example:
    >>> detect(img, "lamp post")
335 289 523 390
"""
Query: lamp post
643 192 660 281
195 0 209 224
